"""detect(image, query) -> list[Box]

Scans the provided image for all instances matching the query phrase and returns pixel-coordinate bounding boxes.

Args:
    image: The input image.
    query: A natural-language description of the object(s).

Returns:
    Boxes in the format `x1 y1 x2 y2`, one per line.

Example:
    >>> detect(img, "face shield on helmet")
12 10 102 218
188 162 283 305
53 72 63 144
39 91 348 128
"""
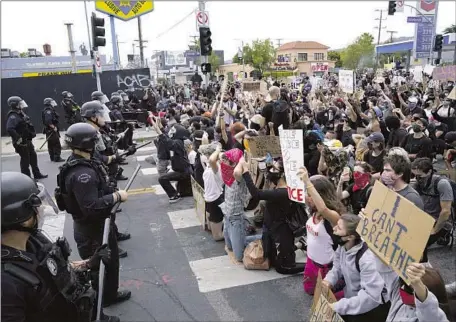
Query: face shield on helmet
122 94 129 102
50 100 57 108
100 95 109 104
36 182 59 215
19 100 28 109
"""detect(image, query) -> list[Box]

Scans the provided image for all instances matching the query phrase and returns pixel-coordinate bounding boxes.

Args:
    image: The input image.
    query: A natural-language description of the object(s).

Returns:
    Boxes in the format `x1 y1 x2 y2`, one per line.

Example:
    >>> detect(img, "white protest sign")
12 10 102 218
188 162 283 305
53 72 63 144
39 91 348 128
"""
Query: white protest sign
412 66 423 83
278 126 306 204
339 70 354 94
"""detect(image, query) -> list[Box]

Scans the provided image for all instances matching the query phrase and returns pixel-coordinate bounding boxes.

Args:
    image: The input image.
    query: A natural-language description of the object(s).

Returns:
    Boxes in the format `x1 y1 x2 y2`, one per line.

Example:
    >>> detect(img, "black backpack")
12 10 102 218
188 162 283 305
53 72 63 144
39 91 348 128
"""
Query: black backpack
286 202 309 236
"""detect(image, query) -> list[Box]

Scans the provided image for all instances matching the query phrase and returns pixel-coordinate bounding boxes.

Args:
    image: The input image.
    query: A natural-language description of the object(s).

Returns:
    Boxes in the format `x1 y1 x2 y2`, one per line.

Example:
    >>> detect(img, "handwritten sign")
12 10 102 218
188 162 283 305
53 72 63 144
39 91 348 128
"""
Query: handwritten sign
191 176 207 229
278 126 305 203
245 152 259 185
242 81 267 93
246 136 281 158
310 272 343 322
357 181 435 284
432 65 456 81
448 87 456 101
339 70 354 94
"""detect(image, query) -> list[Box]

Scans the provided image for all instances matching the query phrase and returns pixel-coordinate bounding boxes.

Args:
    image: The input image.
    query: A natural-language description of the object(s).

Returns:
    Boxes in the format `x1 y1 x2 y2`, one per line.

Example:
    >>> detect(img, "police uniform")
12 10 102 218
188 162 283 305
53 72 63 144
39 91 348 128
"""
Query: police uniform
55 123 131 307
61 91 82 126
42 98 64 162
5 96 47 179
0 171 115 322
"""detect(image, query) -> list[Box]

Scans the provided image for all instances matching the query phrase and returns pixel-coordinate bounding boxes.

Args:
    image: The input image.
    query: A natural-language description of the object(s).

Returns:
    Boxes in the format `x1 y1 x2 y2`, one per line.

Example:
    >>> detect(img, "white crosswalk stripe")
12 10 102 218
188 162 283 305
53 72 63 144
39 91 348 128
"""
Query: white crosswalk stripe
167 206 307 293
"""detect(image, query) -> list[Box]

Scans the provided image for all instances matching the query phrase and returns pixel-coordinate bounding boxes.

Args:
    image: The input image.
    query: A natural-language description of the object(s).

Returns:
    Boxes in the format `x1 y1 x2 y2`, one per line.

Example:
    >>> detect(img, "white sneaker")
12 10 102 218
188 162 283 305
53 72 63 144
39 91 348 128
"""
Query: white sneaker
146 127 150 132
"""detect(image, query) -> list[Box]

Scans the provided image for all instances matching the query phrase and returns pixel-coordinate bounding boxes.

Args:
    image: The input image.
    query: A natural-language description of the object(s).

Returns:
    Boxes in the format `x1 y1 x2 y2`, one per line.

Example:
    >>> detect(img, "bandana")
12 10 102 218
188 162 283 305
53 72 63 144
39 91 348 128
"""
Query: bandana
353 172 371 192
220 148 243 187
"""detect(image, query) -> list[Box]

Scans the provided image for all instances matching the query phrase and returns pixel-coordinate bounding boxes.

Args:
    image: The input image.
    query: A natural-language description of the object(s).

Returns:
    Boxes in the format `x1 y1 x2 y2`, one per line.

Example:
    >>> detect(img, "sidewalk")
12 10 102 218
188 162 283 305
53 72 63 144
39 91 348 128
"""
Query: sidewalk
1 128 158 156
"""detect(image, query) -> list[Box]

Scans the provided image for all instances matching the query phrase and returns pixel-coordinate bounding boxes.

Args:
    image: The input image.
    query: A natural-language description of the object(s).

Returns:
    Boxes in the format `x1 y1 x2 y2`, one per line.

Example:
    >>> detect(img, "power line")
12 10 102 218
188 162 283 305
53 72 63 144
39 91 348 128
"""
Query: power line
156 9 196 39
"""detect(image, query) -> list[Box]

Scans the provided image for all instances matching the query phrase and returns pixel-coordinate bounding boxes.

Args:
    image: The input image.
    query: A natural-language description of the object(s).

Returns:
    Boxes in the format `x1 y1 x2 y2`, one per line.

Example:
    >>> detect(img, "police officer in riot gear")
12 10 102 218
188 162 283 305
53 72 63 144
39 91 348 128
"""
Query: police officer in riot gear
80 101 134 253
91 91 112 122
61 91 81 125
1 171 118 322
55 123 132 308
42 98 65 162
6 96 48 179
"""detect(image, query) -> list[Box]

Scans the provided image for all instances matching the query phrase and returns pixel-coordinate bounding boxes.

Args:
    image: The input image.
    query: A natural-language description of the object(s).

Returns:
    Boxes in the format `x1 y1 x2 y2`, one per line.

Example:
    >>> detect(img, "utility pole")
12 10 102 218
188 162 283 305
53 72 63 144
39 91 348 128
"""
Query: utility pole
198 1 209 86
137 16 145 68
110 16 119 70
386 30 397 43
116 34 126 69
275 38 283 48
64 23 77 73
83 1 92 49
374 9 387 71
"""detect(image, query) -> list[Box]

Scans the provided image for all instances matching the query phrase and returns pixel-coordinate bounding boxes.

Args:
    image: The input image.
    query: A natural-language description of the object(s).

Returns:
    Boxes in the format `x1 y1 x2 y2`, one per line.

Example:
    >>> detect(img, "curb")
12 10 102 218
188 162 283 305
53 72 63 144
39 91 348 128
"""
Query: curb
1 133 158 157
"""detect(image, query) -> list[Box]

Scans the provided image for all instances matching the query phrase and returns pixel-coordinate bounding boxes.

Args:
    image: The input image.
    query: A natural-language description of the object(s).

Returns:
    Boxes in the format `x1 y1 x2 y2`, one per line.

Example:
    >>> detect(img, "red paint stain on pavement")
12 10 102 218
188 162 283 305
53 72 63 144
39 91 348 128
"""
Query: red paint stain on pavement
120 279 144 290
161 275 172 284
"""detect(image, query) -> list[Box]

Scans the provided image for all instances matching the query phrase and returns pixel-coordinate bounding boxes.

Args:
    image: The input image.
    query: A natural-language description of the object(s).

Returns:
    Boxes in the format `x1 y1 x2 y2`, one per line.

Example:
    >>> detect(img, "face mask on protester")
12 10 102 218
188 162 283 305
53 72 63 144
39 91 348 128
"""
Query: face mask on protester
381 171 398 187
353 171 371 191
416 172 431 186
266 170 282 186
334 235 350 246
412 124 422 133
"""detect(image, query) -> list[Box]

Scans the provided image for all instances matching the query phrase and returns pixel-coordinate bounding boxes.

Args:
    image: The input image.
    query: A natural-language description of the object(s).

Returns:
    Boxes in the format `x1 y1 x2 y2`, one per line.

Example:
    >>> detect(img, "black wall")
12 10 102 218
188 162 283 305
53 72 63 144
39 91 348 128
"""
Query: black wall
1 68 152 136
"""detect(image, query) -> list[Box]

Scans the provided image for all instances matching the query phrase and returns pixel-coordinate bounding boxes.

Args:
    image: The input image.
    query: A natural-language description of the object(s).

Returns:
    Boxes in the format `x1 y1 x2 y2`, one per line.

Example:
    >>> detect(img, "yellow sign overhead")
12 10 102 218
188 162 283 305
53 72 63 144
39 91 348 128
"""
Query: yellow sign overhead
95 1 154 21
23 70 92 77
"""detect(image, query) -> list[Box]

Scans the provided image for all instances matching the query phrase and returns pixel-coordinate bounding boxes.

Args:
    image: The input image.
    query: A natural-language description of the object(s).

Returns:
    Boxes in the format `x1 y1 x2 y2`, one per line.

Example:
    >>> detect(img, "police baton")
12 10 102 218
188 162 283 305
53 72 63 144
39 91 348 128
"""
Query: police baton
39 130 55 150
96 164 141 321
115 128 130 144
118 140 153 158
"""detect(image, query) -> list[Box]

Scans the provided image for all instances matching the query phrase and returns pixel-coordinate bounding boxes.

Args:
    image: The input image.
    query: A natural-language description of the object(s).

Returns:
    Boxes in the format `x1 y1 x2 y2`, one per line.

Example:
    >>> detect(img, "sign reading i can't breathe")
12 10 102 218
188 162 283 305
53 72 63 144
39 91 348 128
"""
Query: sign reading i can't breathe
95 1 154 21
357 181 435 284
278 126 305 204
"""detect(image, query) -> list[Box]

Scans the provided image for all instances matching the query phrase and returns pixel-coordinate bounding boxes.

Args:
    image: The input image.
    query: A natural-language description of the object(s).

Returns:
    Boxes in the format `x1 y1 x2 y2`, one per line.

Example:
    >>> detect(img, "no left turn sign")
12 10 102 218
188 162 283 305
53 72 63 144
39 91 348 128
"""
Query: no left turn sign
196 11 208 26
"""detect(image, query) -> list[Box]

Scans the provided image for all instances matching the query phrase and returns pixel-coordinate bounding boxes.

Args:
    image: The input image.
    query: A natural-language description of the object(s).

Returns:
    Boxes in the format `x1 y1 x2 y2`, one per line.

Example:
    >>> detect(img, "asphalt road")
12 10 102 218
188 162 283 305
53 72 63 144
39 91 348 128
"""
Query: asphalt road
1 148 455 322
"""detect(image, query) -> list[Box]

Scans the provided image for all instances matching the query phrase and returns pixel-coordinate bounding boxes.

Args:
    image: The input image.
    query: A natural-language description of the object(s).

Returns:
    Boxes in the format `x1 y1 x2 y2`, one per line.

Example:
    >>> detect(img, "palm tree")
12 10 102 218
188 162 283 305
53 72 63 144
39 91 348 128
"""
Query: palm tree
443 24 456 34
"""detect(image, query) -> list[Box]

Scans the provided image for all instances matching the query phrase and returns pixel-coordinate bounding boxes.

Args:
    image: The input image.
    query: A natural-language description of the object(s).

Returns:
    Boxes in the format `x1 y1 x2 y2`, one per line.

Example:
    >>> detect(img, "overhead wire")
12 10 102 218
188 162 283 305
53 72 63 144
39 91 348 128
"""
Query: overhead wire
155 9 196 39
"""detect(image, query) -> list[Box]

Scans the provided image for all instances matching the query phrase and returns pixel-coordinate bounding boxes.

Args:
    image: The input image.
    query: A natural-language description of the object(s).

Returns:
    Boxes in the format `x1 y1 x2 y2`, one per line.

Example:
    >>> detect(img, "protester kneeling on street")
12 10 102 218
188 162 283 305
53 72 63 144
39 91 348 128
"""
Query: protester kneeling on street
322 214 391 322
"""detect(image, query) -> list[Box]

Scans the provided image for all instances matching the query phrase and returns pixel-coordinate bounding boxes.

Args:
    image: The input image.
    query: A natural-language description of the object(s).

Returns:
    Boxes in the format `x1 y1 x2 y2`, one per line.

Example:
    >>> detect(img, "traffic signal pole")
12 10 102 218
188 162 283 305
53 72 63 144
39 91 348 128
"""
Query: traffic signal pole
199 1 209 86
110 16 120 70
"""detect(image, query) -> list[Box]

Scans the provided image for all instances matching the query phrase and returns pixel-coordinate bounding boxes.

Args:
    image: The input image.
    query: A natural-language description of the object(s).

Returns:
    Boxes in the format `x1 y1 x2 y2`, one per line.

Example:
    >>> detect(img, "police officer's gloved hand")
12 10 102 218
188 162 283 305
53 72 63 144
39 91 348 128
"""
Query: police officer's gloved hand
126 145 137 156
87 244 111 270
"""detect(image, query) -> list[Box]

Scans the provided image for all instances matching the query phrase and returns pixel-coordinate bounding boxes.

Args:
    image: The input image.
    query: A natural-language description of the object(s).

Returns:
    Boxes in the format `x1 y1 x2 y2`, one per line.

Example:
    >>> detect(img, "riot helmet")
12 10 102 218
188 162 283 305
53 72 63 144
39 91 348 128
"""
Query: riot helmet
1 172 41 233
80 101 104 118
110 95 122 107
91 91 109 104
64 122 98 152
62 91 74 102
8 96 28 110
43 97 58 107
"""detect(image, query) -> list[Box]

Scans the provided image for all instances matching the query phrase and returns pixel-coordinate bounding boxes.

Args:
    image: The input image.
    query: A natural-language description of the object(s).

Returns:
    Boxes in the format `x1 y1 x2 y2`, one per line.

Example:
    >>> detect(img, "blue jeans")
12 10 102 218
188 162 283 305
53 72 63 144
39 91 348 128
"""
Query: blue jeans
223 215 262 261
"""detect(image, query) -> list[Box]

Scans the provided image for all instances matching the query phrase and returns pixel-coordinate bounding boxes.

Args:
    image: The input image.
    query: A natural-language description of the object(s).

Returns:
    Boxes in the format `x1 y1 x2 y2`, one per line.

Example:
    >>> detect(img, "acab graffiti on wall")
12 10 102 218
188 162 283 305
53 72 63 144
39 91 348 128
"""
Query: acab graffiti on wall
116 72 152 90
1 68 151 135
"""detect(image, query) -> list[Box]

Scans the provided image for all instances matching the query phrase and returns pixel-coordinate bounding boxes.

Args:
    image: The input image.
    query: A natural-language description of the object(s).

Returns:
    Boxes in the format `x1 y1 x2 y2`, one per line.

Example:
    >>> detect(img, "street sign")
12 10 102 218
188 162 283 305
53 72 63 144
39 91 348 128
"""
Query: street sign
95 1 154 21
185 51 200 58
95 53 102 73
396 0 405 12
407 16 432 23
196 10 209 26
413 15 435 59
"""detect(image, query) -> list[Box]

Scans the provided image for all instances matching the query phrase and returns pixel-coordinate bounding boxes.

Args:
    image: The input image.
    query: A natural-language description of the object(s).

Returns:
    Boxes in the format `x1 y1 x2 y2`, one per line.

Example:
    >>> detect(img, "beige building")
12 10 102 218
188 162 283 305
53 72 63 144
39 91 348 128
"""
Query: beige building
217 63 254 80
275 41 335 76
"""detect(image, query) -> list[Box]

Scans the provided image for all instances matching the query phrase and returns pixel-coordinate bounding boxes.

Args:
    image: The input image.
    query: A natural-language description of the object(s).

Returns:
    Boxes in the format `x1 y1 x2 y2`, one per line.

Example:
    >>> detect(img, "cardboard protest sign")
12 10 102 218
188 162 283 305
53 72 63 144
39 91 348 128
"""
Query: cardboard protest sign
339 70 355 94
432 65 456 81
242 81 267 93
191 176 207 229
246 136 281 158
310 272 343 322
448 87 456 101
278 126 305 203
357 181 435 284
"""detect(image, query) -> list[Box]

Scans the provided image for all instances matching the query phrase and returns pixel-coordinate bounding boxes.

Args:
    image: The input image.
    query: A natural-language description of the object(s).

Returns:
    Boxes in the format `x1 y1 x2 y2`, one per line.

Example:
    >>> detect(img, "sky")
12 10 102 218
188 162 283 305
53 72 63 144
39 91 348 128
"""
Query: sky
1 0 455 66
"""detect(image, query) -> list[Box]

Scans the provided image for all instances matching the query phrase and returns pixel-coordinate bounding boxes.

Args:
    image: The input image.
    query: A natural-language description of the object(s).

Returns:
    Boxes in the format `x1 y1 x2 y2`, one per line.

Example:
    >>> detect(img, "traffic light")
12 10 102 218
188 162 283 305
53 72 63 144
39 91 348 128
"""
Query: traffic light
433 34 443 52
201 63 212 74
199 27 212 56
91 13 106 50
388 1 397 15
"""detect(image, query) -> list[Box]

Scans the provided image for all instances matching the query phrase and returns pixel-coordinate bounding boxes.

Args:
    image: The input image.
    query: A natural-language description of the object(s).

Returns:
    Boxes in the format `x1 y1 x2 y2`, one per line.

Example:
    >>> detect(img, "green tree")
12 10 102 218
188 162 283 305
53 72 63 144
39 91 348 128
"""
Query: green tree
232 53 241 64
240 39 276 75
327 50 342 68
20 52 28 58
209 53 220 74
340 33 375 70
443 24 456 34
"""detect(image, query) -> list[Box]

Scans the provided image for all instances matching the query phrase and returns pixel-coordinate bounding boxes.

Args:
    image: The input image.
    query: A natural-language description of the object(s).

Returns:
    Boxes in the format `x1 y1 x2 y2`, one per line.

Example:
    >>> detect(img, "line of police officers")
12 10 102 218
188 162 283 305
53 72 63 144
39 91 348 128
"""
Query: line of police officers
2 91 141 321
